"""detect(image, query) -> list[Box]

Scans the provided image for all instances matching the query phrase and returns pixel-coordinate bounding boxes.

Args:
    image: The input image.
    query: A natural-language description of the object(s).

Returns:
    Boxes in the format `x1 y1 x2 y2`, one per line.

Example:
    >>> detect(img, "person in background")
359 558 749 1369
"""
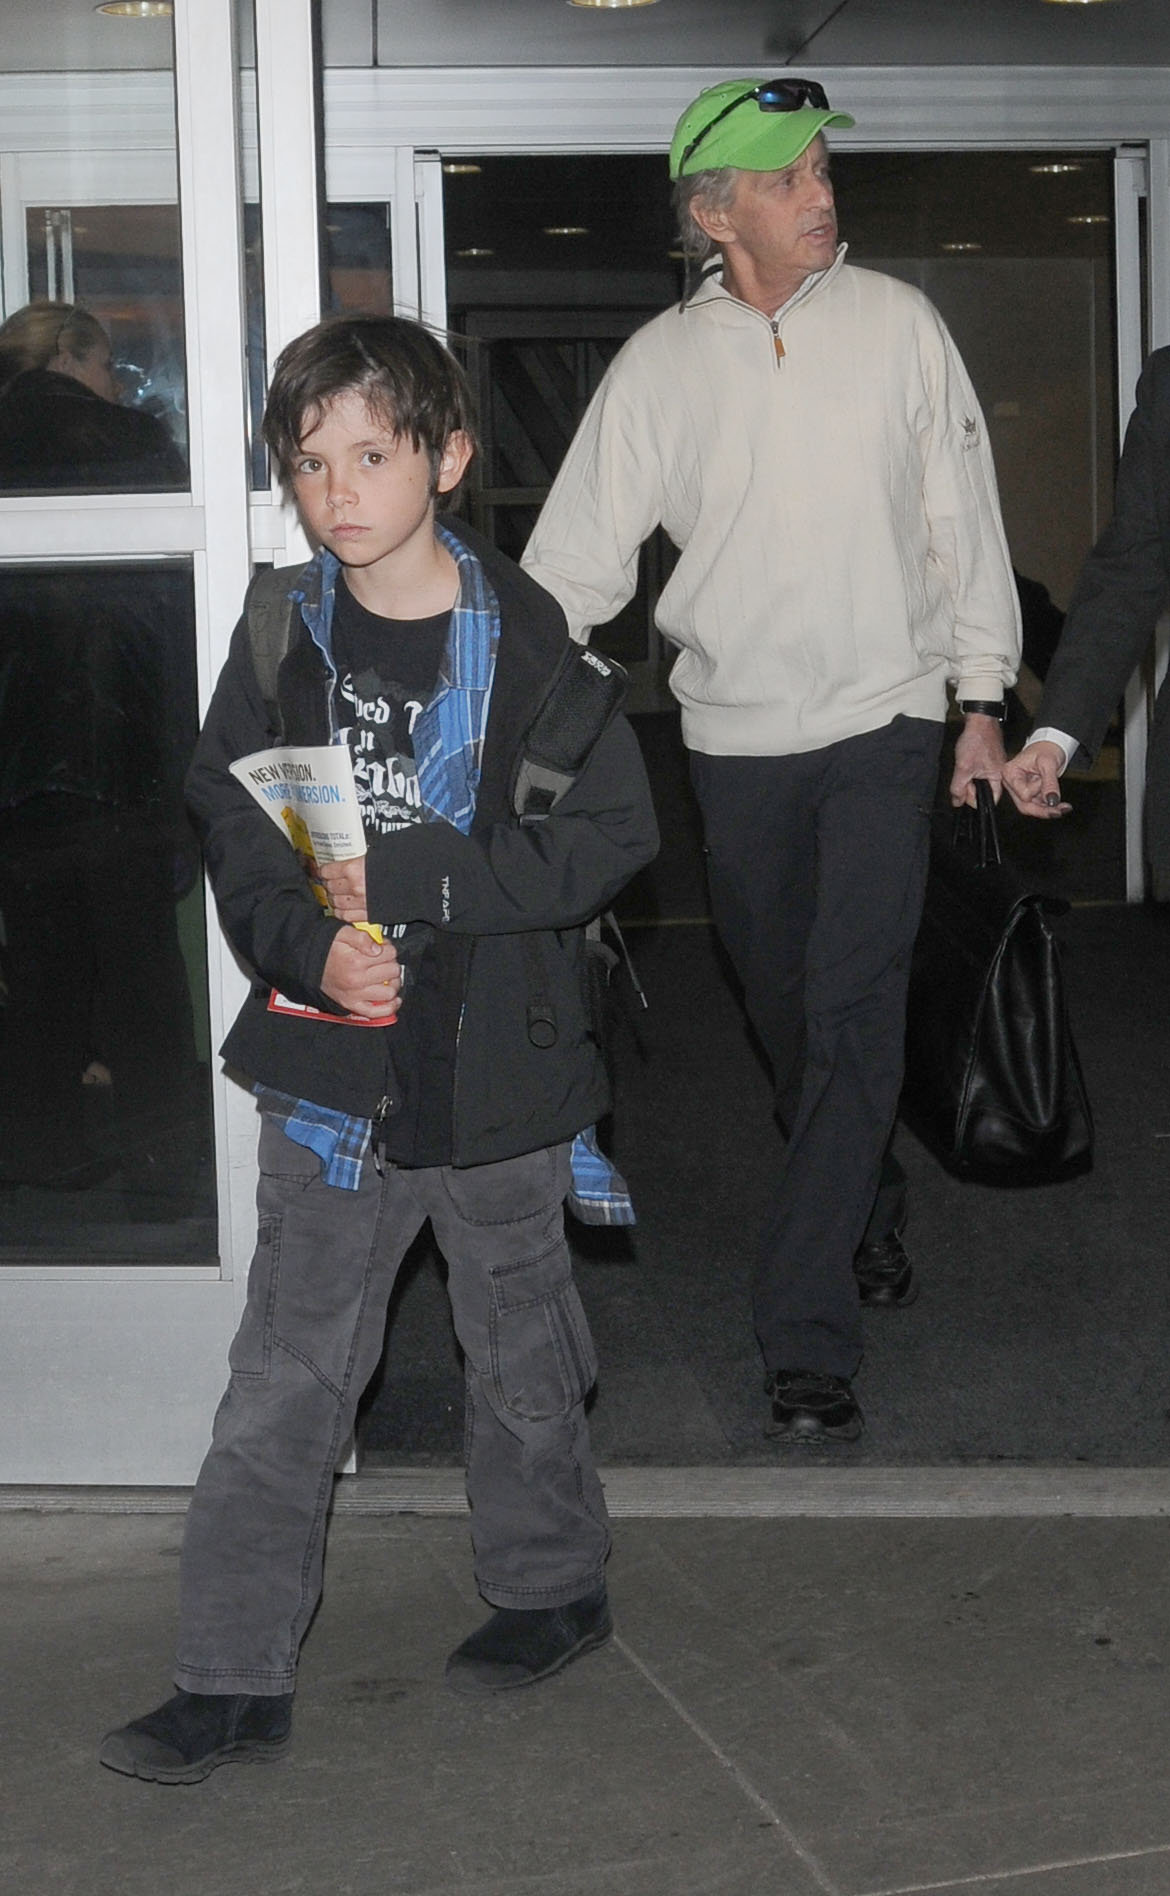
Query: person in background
1003 347 1170 888
0 301 198 1201
0 299 185 491
523 78 1021 1443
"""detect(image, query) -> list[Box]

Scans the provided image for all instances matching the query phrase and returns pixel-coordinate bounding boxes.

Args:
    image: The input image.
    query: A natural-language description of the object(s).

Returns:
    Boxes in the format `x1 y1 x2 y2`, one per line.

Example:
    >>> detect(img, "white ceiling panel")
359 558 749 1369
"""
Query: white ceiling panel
370 0 1170 70
3 0 1169 79
1 1 174 73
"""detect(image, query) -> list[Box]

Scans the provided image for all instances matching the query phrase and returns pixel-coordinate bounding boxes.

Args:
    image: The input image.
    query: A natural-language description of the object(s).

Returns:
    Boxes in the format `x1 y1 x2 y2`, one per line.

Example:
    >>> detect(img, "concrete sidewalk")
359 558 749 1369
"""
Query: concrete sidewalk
5 1490 1170 1896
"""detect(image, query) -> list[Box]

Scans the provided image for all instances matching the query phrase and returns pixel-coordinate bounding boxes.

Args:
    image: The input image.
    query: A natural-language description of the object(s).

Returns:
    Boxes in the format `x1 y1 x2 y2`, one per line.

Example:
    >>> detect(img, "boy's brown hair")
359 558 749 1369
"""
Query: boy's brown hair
262 314 478 491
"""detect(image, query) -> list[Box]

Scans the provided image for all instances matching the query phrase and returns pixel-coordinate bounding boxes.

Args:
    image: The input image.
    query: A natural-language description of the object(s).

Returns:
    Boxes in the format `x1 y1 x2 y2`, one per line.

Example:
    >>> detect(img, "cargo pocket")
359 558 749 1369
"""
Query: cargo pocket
228 1213 280 1381
488 1248 599 1423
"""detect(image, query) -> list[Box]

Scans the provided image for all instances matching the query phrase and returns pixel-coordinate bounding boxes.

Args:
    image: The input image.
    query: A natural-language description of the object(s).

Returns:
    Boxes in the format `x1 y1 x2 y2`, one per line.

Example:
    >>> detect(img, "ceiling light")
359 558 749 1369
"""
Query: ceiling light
1068 213 1109 225
443 164 482 176
544 226 589 236
1040 1 1119 7
568 1 661 9
95 2 173 16
941 241 982 253
1030 163 1083 174
457 248 494 259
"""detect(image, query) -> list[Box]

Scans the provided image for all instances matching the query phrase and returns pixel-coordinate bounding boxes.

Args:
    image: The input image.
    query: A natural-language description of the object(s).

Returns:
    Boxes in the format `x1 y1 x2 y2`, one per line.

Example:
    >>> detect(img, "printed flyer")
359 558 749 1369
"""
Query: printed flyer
229 744 392 1027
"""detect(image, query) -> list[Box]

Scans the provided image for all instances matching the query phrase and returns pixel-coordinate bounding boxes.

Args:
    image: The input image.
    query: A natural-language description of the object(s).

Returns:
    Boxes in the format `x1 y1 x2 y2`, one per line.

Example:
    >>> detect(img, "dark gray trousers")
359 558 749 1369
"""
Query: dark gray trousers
690 716 942 1381
175 1123 609 1695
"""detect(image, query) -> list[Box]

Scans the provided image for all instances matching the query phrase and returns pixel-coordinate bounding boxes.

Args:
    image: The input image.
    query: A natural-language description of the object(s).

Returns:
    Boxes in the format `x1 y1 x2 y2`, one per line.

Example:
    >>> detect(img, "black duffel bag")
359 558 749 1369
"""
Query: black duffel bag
901 779 1093 1182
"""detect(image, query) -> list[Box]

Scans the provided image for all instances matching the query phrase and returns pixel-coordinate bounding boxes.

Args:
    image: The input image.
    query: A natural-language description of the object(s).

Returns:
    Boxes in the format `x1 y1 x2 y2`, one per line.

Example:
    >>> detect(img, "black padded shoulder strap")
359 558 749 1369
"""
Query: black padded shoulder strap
512 643 629 824
243 562 305 735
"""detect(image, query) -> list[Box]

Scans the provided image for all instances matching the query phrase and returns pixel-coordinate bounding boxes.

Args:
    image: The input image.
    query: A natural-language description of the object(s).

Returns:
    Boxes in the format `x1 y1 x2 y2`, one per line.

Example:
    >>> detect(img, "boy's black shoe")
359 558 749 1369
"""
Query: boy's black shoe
854 1230 918 1307
445 1588 612 1694
766 1369 863 1442
99 1688 293 1784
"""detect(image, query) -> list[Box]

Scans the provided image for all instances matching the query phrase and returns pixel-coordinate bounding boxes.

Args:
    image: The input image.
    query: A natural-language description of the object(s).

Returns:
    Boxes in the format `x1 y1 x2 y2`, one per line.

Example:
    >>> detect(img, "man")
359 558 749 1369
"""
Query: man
1003 347 1170 882
522 78 1021 1442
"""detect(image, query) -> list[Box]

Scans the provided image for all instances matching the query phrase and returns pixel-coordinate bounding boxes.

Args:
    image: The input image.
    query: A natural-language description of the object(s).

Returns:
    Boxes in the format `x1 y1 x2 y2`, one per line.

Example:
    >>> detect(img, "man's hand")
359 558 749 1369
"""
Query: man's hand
1002 740 1072 820
316 855 368 922
320 926 401 1020
949 713 1008 808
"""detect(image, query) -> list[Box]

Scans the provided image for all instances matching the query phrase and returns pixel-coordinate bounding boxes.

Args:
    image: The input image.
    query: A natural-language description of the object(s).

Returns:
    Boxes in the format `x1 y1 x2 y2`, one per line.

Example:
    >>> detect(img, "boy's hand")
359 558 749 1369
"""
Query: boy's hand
321 926 401 1019
316 855 368 922
1002 741 1072 819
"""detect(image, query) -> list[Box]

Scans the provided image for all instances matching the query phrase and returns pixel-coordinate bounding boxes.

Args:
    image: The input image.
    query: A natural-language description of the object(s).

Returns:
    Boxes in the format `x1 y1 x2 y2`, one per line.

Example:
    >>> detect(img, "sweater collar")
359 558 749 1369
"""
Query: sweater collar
687 241 848 320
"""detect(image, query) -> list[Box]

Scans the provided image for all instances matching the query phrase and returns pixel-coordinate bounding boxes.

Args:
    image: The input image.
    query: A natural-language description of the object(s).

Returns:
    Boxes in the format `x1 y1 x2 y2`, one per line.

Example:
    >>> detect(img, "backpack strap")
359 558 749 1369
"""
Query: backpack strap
243 562 305 737
512 643 629 825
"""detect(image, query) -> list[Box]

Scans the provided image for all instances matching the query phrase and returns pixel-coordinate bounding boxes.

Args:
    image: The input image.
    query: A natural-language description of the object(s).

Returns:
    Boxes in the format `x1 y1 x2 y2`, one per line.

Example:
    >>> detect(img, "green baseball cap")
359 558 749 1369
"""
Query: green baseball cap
669 77 854 180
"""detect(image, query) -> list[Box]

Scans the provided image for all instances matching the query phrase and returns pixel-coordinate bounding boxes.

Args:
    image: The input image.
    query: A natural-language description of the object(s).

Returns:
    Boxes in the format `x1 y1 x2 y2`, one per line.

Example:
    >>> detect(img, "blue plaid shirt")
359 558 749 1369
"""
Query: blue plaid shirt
257 529 634 1224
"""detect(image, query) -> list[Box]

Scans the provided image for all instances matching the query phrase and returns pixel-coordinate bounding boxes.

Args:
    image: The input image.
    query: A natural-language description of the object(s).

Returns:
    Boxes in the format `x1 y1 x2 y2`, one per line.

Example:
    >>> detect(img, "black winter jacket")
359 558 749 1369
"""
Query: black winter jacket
185 521 658 1166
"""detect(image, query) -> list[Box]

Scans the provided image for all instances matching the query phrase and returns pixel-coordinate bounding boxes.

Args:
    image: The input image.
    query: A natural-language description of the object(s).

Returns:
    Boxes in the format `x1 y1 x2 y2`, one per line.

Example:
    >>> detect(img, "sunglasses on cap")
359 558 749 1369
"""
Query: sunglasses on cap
677 77 832 174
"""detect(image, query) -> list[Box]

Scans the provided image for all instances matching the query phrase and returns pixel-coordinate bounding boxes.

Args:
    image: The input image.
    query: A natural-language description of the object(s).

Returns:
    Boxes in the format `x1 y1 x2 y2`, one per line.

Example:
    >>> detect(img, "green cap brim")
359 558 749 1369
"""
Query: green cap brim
673 105 854 179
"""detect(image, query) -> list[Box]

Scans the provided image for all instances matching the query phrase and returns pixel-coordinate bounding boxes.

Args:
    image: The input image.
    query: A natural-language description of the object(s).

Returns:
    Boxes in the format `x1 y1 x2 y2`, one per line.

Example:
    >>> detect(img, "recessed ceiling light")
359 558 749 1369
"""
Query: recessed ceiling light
941 241 982 253
443 164 483 176
1068 213 1109 225
95 2 173 16
456 247 494 259
568 1 660 9
1030 163 1084 174
544 226 589 236
1040 0 1119 7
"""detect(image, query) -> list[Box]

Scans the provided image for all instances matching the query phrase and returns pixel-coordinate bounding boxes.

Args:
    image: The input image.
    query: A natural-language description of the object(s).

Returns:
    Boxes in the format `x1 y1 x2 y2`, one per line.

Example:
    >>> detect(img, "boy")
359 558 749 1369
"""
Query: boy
100 316 658 1784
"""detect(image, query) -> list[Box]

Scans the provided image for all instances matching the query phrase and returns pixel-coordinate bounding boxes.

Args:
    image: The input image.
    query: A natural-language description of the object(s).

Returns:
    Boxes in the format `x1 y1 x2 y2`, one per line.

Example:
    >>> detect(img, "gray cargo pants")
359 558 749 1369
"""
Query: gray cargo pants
174 1120 609 1695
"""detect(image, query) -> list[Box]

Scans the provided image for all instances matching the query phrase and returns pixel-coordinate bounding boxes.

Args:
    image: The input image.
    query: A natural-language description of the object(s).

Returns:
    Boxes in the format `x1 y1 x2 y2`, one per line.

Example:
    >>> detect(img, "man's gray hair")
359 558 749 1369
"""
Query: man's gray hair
671 167 741 264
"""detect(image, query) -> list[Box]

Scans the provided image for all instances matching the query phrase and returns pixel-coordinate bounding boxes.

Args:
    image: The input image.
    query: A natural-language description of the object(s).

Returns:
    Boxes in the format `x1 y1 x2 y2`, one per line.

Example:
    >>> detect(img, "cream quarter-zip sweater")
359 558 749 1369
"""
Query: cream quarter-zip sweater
523 248 1021 757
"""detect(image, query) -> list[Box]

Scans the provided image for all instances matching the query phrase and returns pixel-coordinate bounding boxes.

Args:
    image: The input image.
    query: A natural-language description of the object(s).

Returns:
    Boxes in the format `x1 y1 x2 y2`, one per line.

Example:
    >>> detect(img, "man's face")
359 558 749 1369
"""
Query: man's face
701 136 838 292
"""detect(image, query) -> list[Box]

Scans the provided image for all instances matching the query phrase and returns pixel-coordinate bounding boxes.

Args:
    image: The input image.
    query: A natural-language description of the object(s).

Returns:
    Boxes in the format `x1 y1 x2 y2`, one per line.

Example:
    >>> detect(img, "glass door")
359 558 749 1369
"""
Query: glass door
0 0 255 1482
0 146 213 1254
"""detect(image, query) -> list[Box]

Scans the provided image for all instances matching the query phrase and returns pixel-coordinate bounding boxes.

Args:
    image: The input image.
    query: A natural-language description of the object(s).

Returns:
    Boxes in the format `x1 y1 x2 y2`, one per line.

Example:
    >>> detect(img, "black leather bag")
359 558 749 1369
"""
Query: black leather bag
901 780 1093 1182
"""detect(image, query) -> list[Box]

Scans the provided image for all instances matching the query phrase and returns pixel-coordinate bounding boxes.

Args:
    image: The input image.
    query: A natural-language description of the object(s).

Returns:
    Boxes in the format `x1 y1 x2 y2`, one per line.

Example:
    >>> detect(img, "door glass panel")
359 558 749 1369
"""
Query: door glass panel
18 203 188 486
0 3 187 493
0 560 216 1260
444 155 676 672
325 203 394 313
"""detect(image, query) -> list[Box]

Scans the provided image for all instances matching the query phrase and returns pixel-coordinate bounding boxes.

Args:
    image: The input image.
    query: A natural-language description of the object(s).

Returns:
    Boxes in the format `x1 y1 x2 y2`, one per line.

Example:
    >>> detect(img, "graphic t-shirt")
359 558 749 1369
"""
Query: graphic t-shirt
331 577 458 1165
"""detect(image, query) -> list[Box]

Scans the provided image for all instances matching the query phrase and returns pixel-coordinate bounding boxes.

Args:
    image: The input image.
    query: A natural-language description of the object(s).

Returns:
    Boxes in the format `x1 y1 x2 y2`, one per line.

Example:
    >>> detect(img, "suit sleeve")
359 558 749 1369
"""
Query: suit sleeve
1036 352 1170 765
361 714 659 935
184 618 344 1007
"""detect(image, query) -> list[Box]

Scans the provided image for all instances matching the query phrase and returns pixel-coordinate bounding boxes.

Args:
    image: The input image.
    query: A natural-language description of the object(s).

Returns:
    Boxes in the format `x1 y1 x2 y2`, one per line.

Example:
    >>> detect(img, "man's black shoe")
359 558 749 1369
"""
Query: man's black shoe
766 1369 863 1442
99 1688 293 1784
854 1230 918 1307
445 1587 612 1695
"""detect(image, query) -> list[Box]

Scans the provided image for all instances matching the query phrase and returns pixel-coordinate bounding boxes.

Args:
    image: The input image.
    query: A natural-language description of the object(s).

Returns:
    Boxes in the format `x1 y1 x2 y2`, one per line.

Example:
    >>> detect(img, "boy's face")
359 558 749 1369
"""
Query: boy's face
289 389 472 588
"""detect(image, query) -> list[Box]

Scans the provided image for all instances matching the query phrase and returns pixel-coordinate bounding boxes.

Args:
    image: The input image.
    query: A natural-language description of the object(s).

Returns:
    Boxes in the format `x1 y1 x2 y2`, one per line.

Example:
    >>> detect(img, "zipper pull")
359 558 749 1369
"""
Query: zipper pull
370 1094 393 1177
771 322 785 363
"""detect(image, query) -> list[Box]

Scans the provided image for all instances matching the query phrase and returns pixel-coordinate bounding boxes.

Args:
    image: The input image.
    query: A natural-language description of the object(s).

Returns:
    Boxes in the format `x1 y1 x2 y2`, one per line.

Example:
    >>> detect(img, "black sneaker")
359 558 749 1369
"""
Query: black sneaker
854 1229 918 1307
99 1688 293 1784
445 1587 612 1695
766 1369 863 1442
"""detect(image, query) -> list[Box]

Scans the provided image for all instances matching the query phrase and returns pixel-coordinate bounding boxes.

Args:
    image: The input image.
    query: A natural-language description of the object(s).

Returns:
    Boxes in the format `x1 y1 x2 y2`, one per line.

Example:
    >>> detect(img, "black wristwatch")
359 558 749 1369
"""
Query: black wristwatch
957 698 1006 721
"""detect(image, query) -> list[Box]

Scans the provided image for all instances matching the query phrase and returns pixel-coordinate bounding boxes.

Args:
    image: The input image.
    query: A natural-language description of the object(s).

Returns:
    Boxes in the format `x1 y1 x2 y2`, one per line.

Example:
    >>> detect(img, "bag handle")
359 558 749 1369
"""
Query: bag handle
952 776 1002 869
